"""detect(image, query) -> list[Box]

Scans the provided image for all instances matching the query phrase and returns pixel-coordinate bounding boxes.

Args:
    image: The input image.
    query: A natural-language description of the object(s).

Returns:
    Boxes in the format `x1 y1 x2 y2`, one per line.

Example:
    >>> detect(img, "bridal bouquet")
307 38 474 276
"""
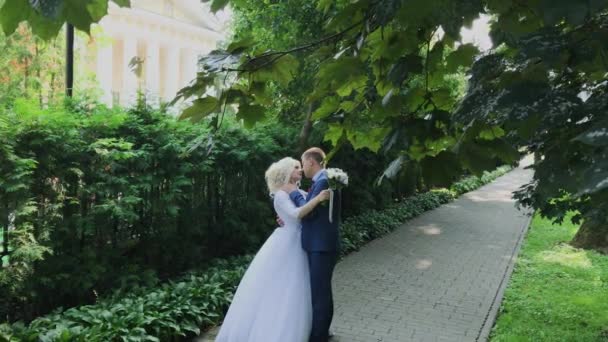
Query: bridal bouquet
326 168 348 222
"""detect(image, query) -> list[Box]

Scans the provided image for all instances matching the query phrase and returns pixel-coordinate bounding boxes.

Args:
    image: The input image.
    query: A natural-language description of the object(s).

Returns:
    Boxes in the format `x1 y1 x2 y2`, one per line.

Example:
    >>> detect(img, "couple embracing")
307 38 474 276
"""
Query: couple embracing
216 147 342 342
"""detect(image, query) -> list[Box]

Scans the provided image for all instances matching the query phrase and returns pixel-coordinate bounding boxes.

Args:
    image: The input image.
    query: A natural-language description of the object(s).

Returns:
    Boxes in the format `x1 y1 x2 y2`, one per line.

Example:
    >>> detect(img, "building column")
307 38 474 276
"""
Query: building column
122 35 138 106
146 40 160 105
163 46 180 102
180 48 198 88
96 40 113 106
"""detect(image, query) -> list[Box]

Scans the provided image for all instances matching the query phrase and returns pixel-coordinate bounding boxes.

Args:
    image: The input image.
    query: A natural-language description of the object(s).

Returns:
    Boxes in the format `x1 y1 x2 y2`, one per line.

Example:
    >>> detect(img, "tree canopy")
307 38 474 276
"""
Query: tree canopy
191 0 608 249
2 0 608 250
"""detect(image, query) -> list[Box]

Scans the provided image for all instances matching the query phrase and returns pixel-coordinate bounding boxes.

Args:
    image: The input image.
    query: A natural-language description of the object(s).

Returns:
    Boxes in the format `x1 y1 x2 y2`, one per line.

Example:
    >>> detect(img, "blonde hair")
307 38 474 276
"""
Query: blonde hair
265 157 299 194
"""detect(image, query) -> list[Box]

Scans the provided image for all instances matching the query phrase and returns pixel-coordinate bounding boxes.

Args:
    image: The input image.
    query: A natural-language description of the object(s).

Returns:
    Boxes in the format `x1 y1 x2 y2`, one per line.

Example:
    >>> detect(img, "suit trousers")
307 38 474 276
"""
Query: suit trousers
307 251 337 342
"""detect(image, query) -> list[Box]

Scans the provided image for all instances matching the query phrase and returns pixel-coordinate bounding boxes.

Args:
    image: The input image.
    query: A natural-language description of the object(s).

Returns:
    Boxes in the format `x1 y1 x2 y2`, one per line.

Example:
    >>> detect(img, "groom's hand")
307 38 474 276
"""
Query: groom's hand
318 189 331 202
277 216 285 227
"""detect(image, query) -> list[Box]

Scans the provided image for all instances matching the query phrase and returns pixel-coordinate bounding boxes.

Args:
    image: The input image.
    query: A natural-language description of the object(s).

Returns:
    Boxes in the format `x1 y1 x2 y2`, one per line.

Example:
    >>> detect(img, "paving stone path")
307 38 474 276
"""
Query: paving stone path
196 157 534 342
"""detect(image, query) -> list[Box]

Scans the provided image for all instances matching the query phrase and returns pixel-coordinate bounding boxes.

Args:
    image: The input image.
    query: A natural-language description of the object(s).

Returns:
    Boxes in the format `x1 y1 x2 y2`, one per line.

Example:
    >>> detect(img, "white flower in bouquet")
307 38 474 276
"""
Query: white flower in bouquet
326 168 348 189
325 168 348 223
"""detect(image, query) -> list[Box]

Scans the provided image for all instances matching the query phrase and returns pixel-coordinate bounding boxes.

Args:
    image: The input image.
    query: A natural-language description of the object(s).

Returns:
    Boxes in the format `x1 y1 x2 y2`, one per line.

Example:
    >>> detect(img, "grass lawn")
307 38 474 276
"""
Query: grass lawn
490 215 608 342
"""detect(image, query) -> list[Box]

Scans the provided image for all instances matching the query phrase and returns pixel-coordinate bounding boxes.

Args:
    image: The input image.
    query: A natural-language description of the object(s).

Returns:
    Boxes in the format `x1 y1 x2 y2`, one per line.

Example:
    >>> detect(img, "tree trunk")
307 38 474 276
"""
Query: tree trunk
571 219 608 254
35 41 43 107
49 39 59 103
298 102 315 153
23 57 29 94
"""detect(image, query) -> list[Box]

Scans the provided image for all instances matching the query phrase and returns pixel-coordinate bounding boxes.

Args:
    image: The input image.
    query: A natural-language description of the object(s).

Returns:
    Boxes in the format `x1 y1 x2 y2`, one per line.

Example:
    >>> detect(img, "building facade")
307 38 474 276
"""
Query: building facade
86 0 229 107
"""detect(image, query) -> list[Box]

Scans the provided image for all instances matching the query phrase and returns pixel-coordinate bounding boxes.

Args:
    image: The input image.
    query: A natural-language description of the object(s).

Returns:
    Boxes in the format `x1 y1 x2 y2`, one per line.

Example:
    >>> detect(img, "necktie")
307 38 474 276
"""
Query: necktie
307 181 315 193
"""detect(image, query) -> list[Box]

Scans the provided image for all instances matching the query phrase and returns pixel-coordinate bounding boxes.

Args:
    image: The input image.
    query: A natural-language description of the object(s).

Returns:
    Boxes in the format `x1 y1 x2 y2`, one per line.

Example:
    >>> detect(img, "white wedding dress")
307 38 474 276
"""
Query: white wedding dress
215 190 312 342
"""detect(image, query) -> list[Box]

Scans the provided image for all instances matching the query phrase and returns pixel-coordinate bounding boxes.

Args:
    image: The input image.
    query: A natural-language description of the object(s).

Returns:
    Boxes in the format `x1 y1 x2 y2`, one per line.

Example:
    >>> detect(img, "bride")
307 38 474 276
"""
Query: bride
215 157 330 342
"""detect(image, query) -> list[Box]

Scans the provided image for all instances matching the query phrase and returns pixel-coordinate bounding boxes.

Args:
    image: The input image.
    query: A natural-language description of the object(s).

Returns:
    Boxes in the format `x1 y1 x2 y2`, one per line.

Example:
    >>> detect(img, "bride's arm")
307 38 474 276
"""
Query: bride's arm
292 190 329 219
277 188 330 220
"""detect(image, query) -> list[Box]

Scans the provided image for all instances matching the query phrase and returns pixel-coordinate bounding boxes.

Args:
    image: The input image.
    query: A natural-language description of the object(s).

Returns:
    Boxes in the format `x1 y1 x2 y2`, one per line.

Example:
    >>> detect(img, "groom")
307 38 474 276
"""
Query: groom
289 147 341 342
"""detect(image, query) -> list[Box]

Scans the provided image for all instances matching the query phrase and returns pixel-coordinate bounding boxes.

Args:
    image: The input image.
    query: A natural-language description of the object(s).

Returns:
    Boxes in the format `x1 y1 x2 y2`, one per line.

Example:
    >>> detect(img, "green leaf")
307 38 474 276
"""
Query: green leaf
112 0 130 7
29 0 63 18
0 0 63 39
573 120 608 147
515 114 541 140
427 40 445 74
347 127 389 152
313 57 366 99
431 88 456 111
408 140 427 161
324 124 346 147
420 151 462 187
85 0 109 22
253 54 300 87
446 43 479 72
179 97 219 122
221 88 246 104
209 0 229 13
479 126 506 140
425 136 457 156
249 82 272 106
340 100 359 112
313 97 340 120
200 50 241 73
381 91 407 116
387 55 423 86
27 11 63 39
62 0 91 33
337 73 367 97
485 0 513 13
366 27 419 61
0 0 32 35
325 0 368 32
316 0 332 14
574 158 608 196
491 9 543 45
539 0 589 26
128 56 144 78
237 103 265 128
454 140 500 175
227 35 254 54
377 155 406 185
403 87 426 113
174 73 216 103
484 139 519 164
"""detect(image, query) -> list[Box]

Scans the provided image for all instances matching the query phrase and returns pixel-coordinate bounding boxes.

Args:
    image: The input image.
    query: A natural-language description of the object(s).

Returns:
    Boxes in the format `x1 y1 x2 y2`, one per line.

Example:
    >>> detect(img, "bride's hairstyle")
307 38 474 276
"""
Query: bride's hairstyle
265 157 299 195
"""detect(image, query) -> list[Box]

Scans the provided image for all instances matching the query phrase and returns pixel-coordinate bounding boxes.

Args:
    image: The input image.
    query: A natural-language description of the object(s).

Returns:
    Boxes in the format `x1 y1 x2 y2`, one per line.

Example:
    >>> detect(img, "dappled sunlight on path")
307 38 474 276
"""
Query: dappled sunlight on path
330 159 533 342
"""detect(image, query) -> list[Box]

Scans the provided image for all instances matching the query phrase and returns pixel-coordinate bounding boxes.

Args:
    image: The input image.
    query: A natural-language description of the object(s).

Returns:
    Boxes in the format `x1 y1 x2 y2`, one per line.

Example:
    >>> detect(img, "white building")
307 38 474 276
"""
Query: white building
84 0 230 107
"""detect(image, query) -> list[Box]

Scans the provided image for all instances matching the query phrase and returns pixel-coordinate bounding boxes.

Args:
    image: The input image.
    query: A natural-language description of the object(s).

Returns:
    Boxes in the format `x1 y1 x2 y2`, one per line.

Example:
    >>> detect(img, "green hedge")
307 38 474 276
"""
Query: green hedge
0 100 299 322
340 165 512 257
1 165 513 341
1 256 251 342
449 165 512 196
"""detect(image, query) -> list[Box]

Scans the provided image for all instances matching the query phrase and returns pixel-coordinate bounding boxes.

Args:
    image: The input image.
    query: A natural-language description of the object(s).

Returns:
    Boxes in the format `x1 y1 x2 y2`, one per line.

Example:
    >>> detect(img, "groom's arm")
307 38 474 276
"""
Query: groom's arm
289 190 307 207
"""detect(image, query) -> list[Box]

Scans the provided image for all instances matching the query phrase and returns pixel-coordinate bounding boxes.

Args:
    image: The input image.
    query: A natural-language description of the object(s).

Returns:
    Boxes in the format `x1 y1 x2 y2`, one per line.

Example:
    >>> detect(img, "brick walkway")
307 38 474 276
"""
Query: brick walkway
196 157 534 342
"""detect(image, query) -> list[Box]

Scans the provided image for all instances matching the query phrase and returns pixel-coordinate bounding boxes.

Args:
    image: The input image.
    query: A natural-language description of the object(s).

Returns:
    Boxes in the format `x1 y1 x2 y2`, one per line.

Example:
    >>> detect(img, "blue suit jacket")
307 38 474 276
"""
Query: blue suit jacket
290 172 341 252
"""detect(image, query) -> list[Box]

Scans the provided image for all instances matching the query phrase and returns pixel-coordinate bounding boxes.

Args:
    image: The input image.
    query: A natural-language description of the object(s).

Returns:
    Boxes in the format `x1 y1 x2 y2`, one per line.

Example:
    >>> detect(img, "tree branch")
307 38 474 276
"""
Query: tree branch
223 21 365 74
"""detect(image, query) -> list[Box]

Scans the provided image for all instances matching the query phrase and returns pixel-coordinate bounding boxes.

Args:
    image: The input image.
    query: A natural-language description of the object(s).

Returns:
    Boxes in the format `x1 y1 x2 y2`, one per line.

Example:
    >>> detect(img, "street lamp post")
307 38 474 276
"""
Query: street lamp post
66 23 74 97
